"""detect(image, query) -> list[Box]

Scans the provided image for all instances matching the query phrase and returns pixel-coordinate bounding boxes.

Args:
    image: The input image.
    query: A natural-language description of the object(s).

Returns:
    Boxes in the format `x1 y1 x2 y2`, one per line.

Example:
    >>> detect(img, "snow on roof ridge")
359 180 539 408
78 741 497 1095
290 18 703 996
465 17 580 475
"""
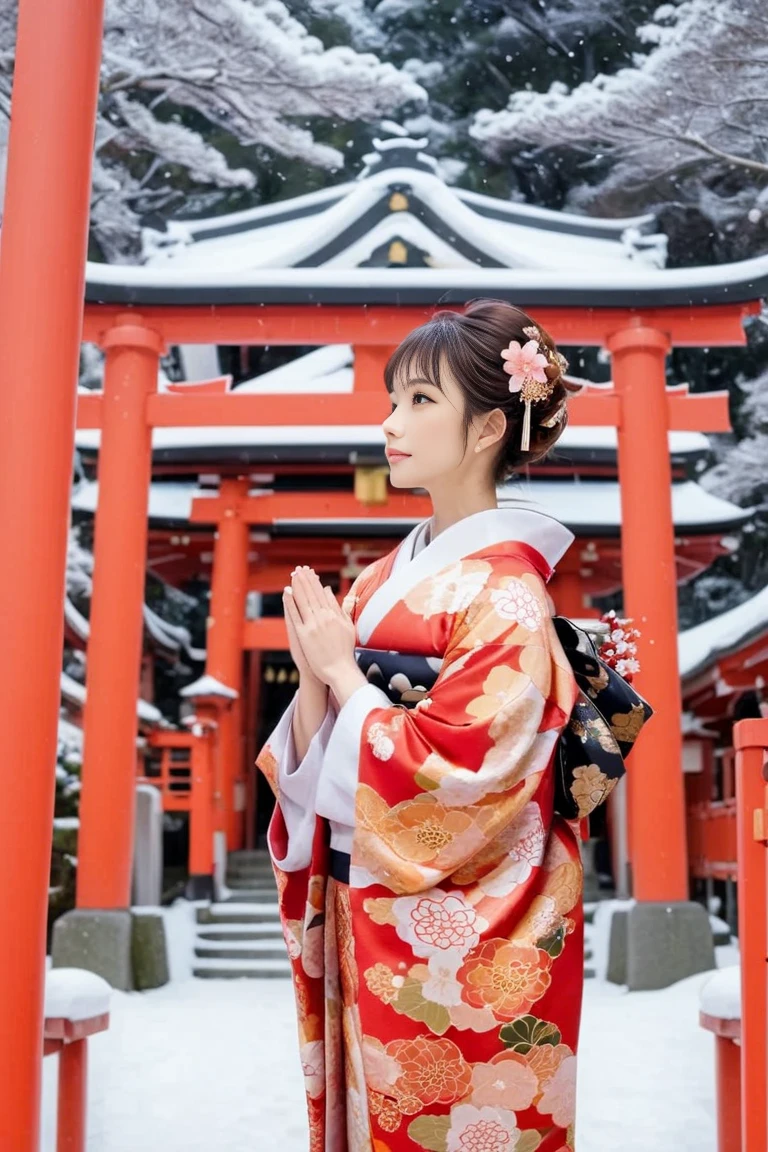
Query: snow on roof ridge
87 251 768 291
679 581 768 680
156 182 356 241
455 187 658 232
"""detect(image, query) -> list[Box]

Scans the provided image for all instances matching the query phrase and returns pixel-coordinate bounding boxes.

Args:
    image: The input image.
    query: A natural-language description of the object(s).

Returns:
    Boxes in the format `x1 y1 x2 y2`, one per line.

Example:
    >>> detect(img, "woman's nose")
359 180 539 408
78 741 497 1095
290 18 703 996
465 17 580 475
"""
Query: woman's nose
382 409 402 436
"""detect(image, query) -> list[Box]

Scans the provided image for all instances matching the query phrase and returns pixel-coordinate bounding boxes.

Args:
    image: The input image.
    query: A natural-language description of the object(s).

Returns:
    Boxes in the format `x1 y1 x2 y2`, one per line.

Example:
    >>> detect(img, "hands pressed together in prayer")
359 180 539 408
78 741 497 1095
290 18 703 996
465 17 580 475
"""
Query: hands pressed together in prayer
283 566 368 707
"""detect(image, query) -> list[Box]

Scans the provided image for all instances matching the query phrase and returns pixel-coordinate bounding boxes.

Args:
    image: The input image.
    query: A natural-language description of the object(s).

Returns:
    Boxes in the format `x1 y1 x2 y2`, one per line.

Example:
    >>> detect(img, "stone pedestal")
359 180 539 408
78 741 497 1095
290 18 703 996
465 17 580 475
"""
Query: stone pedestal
600 900 716 989
52 908 169 991
132 784 163 907
625 901 715 991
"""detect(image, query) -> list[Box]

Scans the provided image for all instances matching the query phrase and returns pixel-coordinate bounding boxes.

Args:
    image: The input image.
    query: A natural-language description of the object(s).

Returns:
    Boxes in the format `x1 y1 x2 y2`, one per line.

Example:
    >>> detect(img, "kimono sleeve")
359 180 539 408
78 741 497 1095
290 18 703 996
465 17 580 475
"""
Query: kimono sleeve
322 558 578 894
255 690 337 872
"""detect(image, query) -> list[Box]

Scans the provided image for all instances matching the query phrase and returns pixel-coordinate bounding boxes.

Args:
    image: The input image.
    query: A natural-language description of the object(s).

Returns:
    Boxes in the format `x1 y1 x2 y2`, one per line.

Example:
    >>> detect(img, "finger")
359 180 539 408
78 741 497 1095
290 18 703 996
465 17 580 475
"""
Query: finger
283 587 305 627
323 585 342 614
289 572 314 619
295 567 327 612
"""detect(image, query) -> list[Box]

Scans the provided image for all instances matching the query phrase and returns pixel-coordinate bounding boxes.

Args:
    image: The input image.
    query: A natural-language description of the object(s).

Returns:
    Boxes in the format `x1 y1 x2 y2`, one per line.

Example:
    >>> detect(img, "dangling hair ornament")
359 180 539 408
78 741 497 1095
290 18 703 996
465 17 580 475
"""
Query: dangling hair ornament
501 326 558 451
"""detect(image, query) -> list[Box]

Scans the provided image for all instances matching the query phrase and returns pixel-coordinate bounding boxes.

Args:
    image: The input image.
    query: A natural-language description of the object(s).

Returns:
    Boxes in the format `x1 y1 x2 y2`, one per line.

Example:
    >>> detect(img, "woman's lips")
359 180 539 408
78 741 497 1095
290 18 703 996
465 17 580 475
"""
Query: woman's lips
386 450 411 462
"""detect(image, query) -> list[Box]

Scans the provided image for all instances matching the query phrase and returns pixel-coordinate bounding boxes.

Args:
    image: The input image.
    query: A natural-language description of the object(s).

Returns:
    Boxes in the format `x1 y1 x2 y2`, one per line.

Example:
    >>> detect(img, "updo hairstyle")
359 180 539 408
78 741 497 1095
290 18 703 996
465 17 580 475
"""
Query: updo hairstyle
384 299 577 483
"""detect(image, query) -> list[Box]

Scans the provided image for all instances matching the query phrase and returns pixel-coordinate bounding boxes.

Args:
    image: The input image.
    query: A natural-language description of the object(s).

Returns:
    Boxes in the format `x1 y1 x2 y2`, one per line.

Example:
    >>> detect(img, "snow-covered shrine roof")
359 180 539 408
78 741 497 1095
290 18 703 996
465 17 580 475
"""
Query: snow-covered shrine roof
138 134 664 279
79 133 768 309
84 253 768 310
74 420 711 471
679 585 768 681
70 477 749 538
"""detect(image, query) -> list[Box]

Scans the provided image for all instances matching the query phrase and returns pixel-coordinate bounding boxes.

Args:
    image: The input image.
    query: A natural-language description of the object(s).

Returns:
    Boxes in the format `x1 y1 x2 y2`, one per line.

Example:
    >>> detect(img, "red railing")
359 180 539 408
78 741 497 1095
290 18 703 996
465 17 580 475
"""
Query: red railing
139 731 195 811
687 799 738 881
733 717 768 1152
139 727 216 885
44 968 110 1152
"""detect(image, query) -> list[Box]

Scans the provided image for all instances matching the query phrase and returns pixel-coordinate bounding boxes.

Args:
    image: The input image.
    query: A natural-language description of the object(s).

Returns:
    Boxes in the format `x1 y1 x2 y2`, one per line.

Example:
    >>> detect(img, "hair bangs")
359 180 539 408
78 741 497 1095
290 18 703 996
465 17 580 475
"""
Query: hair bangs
384 315 462 395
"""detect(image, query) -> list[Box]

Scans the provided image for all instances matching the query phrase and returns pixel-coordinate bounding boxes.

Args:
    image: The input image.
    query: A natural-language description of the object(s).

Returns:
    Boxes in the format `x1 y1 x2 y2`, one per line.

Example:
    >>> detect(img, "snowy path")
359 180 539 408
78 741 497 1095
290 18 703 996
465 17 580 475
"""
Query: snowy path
41 904 732 1151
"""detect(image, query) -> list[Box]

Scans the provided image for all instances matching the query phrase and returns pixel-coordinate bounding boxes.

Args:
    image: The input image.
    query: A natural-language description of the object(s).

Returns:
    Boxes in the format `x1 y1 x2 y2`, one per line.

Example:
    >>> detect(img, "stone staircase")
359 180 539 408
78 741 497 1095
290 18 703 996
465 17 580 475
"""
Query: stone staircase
193 850 291 979
192 850 605 981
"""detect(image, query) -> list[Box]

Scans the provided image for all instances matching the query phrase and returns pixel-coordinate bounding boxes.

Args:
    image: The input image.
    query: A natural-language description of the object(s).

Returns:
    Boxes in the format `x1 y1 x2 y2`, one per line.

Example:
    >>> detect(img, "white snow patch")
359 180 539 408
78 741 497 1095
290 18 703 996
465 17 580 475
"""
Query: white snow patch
180 675 239 700
44 969 111 1023
700 966 740 1021
53 817 80 831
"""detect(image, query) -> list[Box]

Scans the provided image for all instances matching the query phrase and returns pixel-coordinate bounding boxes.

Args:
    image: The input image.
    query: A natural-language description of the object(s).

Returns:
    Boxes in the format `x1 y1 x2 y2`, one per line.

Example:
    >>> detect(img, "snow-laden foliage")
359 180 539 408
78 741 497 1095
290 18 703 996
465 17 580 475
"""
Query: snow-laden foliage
0 0 425 259
471 0 768 195
703 371 768 508
66 527 94 601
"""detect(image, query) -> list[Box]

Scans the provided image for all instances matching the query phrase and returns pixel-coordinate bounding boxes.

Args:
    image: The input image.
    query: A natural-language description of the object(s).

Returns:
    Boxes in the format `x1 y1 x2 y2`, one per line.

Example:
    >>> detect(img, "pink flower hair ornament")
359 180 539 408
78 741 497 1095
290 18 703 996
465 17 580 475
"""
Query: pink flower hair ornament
500 334 557 451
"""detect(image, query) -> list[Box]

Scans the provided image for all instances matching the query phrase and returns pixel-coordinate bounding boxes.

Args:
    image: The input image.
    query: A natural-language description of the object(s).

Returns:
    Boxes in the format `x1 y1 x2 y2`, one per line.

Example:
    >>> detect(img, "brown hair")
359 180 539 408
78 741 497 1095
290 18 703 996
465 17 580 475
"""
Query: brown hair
384 299 577 483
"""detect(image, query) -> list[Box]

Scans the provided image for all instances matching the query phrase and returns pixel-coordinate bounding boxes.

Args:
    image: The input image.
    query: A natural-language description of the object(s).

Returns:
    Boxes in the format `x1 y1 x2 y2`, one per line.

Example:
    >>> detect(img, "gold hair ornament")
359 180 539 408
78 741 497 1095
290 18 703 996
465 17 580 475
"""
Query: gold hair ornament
500 327 569 450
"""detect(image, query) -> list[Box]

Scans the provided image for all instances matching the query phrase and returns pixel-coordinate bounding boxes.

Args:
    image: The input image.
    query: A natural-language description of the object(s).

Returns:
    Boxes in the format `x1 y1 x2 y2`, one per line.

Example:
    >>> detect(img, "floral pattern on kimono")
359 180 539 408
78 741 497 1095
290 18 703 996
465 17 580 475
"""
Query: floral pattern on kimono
257 517 584 1152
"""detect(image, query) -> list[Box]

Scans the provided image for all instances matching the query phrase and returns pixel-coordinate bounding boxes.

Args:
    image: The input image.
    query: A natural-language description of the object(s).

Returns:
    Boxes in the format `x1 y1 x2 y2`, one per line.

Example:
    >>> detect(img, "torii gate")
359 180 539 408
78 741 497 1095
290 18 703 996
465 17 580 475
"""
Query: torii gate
69 302 741 904
0 2 762 1147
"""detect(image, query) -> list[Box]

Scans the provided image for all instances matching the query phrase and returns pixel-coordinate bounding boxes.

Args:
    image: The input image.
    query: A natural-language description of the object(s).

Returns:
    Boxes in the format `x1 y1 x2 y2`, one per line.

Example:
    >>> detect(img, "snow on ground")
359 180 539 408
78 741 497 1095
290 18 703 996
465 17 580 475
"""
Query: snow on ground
41 903 736 1151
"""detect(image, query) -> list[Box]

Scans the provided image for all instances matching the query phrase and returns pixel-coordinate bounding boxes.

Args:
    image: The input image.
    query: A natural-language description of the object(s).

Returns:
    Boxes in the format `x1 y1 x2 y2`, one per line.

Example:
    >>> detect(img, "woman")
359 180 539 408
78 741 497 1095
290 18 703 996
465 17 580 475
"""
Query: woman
257 300 587 1152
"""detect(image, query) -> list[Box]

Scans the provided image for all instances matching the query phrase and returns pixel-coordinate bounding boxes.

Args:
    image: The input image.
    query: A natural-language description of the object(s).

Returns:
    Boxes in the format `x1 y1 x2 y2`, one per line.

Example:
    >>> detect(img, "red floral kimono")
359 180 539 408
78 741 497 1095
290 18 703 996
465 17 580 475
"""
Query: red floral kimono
257 509 583 1152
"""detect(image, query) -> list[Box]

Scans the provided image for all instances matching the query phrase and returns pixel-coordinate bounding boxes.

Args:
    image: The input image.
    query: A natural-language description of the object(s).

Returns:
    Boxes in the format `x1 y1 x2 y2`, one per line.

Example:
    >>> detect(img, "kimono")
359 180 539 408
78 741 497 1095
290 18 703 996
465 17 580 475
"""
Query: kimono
257 507 586 1152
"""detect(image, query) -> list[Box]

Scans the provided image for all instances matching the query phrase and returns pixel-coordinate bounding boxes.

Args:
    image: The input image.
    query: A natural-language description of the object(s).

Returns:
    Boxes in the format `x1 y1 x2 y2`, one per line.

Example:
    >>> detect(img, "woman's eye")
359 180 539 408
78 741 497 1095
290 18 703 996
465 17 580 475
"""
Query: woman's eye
412 392 430 405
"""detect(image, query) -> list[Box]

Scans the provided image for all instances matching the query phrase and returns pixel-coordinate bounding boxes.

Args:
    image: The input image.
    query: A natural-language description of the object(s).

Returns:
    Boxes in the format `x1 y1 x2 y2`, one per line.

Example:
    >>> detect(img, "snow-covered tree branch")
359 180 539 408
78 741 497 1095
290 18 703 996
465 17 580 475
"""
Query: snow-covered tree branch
471 0 768 193
702 368 768 508
0 0 425 259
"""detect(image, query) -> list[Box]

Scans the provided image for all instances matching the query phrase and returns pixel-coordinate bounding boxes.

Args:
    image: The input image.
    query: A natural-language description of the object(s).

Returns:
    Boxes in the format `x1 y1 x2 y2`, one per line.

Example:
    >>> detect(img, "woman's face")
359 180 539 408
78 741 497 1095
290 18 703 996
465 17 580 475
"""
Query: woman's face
382 361 487 492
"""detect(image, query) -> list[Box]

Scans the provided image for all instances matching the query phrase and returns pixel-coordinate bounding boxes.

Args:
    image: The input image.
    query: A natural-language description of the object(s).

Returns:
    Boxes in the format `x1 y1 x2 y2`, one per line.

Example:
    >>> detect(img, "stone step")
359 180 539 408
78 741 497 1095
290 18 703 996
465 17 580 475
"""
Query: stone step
227 853 273 873
198 902 280 925
225 870 276 889
226 852 271 866
197 923 284 941
195 938 289 961
220 889 279 903
193 957 292 980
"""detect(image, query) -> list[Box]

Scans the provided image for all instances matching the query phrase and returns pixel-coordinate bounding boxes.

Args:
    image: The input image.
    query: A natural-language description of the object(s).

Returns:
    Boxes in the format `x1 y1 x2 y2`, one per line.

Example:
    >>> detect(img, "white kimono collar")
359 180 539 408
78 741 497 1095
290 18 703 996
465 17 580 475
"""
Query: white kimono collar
357 506 574 646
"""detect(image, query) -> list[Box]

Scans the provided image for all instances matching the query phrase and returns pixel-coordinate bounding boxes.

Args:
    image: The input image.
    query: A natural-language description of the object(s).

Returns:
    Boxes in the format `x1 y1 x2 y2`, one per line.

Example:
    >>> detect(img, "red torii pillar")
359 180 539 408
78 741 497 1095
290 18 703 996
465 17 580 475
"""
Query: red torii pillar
77 319 163 911
0 0 106 1146
609 326 689 902
205 477 250 851
604 320 736 988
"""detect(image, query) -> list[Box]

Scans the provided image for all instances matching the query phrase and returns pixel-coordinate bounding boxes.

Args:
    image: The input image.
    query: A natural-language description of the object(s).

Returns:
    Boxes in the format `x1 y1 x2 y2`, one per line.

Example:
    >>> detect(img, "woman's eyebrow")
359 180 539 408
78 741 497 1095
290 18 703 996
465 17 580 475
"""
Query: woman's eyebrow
395 376 437 392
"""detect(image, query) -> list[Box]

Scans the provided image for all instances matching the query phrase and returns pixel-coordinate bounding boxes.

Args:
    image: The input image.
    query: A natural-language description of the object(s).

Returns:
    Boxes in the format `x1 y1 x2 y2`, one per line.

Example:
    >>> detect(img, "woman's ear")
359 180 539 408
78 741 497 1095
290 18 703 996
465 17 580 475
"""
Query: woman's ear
474 408 507 454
